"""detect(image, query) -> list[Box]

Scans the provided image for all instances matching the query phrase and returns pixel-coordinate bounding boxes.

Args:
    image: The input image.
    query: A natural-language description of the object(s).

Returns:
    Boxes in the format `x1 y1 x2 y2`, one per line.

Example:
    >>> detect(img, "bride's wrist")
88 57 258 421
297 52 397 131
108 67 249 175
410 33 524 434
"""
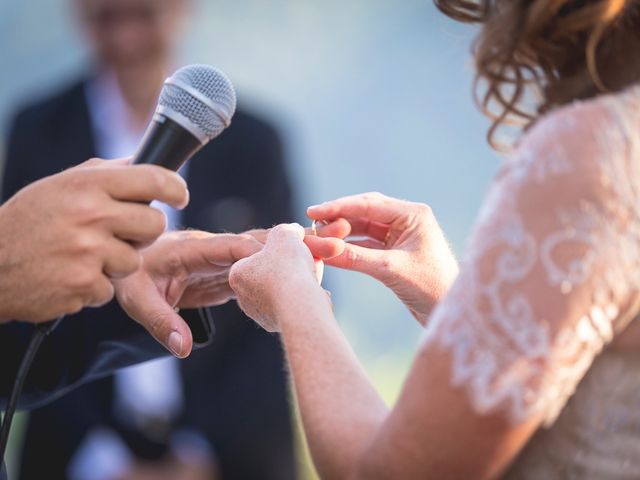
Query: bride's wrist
274 278 332 324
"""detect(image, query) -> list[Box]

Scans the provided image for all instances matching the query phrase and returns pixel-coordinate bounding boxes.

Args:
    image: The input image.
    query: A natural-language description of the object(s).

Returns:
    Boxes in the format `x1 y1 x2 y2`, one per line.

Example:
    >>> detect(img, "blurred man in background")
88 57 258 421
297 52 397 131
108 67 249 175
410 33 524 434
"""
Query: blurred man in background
3 0 297 478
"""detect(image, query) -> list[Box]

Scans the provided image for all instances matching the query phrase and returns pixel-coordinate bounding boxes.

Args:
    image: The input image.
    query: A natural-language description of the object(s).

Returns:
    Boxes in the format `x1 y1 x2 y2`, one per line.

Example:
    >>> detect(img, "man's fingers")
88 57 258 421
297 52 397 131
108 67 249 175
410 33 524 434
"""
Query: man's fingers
304 236 346 259
225 234 264 262
75 157 132 169
167 232 264 275
307 192 406 225
108 203 167 245
103 240 143 279
243 228 269 244
118 276 194 358
76 158 108 169
94 165 189 209
86 275 116 308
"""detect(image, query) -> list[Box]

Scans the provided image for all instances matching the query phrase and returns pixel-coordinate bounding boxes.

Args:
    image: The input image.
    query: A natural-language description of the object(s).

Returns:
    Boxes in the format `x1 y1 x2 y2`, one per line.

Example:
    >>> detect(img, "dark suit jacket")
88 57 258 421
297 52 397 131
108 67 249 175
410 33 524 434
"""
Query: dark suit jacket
3 80 297 480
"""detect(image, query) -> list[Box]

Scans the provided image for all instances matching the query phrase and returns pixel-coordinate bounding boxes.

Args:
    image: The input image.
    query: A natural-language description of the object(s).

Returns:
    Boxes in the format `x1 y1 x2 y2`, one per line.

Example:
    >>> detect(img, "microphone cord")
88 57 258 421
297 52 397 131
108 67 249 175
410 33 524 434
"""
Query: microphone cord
0 316 64 463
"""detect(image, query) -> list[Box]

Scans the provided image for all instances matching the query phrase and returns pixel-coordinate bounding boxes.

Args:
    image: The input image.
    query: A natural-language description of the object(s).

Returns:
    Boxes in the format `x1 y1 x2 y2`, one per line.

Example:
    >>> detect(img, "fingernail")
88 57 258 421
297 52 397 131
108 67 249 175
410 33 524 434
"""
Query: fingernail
168 331 184 357
175 173 188 187
308 204 321 211
182 188 190 209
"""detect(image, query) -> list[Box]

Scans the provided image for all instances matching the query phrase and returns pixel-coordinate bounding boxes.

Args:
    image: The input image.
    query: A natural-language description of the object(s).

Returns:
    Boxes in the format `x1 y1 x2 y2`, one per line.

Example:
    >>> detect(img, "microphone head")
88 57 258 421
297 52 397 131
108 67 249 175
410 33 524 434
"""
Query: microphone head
157 64 237 145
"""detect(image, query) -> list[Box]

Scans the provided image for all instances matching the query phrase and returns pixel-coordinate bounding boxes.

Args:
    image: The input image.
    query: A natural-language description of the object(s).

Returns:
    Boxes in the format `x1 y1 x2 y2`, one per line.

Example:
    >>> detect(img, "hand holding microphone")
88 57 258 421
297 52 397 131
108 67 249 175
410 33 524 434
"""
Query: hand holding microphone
0 158 188 323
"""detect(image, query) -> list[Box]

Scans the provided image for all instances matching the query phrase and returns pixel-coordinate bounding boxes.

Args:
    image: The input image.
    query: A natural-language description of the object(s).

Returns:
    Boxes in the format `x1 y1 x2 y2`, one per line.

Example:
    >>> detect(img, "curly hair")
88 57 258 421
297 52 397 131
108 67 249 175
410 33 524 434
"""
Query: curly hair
435 0 640 149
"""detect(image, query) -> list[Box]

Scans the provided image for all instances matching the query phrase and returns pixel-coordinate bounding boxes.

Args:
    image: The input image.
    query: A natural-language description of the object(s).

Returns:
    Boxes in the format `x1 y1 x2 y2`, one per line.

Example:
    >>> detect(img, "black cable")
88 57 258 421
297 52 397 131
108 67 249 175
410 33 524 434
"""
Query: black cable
0 316 64 464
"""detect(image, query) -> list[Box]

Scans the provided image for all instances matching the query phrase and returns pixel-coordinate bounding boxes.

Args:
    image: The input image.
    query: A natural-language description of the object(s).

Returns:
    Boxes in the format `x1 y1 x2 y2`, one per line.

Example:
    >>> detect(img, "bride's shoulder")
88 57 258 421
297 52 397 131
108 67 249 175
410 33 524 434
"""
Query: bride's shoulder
511 93 633 184
519 97 621 156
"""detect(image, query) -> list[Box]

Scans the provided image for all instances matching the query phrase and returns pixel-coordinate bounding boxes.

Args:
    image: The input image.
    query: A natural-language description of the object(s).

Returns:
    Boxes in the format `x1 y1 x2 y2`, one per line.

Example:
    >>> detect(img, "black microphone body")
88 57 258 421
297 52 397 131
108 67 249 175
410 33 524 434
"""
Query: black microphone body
133 114 202 170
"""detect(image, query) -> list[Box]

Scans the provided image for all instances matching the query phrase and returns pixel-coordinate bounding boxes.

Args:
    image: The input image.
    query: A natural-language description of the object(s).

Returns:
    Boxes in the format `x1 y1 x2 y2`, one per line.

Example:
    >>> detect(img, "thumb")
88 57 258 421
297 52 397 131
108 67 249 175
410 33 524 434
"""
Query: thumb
117 276 194 358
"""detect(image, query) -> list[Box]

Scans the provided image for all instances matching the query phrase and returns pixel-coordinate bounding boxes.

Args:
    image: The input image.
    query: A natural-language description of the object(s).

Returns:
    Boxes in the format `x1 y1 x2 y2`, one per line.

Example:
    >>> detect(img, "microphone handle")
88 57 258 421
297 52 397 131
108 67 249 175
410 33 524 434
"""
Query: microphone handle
134 114 202 171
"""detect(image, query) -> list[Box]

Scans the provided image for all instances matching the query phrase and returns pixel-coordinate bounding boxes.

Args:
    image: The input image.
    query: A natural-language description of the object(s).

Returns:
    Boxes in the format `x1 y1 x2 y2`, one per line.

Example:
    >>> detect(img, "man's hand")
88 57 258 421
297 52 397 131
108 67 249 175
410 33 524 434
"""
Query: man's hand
0 158 188 323
114 227 345 358
114 231 264 358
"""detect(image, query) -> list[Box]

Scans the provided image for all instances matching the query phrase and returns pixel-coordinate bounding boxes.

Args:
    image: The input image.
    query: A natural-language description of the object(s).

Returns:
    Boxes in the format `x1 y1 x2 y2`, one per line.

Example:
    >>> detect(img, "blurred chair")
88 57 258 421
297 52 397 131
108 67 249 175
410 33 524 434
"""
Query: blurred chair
3 1 297 479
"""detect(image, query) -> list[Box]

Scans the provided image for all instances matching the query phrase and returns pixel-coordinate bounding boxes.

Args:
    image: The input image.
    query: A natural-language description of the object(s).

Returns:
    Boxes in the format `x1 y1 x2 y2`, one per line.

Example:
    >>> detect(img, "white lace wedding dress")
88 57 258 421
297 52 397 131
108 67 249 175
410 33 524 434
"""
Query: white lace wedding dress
422 84 640 478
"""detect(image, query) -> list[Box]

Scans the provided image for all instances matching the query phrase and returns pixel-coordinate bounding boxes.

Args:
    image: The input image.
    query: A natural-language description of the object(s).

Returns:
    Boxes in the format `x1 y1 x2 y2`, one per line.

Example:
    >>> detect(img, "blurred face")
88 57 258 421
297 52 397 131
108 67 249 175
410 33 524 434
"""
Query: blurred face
77 0 187 69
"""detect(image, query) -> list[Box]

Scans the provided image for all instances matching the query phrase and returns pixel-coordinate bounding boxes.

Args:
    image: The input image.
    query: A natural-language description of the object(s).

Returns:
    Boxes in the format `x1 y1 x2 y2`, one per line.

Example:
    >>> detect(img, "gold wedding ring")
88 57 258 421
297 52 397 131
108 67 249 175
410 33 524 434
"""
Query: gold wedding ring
311 219 330 236
384 230 391 246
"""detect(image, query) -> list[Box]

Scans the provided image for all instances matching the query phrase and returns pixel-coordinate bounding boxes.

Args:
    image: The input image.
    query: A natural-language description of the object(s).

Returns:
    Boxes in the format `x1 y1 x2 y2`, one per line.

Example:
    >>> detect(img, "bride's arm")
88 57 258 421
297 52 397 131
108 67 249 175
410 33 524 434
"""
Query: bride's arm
232 224 542 479
278 277 390 479
230 101 636 479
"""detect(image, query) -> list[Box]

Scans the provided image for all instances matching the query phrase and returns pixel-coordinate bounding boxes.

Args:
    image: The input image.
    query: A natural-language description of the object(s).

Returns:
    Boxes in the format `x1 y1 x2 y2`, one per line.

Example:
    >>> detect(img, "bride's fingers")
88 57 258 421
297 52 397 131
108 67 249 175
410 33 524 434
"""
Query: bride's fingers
344 217 390 243
304 235 346 259
307 192 407 225
323 242 393 279
244 219 352 246
314 218 352 239
348 239 386 250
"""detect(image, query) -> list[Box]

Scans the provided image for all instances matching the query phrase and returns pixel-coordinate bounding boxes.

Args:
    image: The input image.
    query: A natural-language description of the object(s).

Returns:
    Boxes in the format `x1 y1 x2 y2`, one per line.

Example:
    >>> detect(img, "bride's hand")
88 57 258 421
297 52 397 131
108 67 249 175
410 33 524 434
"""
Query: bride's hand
308 192 459 325
229 224 337 333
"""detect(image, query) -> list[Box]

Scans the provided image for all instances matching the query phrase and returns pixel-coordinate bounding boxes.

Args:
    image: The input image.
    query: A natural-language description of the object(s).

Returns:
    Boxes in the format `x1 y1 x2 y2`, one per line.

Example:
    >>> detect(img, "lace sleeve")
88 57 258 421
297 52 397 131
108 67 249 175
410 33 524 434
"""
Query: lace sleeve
422 100 640 427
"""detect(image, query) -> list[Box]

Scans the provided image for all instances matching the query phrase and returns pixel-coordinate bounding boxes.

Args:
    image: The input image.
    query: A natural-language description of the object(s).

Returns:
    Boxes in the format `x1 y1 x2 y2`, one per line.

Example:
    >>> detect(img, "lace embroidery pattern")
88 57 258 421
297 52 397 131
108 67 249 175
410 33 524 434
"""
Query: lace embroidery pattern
422 86 640 426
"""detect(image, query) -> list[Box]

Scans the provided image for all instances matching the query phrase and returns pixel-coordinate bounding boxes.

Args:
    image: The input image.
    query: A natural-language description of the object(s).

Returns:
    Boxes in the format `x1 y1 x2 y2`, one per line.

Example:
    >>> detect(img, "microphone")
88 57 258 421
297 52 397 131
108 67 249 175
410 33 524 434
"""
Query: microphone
134 64 237 170
132 64 237 345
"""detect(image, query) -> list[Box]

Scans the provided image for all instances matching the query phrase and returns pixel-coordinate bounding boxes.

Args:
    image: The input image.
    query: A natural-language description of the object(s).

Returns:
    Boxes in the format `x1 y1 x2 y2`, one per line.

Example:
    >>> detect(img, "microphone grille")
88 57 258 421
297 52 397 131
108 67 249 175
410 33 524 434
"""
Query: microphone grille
158 64 237 143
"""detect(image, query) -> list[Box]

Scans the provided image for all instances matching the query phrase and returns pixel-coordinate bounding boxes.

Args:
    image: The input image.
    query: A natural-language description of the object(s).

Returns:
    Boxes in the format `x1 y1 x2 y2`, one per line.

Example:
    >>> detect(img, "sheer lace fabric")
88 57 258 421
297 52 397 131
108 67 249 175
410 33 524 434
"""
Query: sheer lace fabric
422 85 640 432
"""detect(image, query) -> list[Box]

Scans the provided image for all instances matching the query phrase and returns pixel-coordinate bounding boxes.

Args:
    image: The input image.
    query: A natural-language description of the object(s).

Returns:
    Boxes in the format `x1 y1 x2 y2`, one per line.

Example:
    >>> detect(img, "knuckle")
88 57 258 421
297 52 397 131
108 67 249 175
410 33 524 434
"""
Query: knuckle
228 268 240 288
137 208 167 241
237 233 255 242
148 208 168 236
344 247 359 269
164 249 183 276
64 298 85 315
81 158 104 168
93 281 115 306
147 312 169 338
72 194 104 221
73 233 102 255
146 166 169 192
365 191 384 200
380 255 394 272
229 266 246 290
128 250 143 271
73 269 100 292
119 249 143 275
415 202 433 217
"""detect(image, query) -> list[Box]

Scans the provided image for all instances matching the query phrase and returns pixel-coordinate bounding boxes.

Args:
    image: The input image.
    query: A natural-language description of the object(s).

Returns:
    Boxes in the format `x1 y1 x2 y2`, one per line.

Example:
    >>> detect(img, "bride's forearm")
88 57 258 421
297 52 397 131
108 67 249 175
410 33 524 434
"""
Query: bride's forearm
277 289 388 479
